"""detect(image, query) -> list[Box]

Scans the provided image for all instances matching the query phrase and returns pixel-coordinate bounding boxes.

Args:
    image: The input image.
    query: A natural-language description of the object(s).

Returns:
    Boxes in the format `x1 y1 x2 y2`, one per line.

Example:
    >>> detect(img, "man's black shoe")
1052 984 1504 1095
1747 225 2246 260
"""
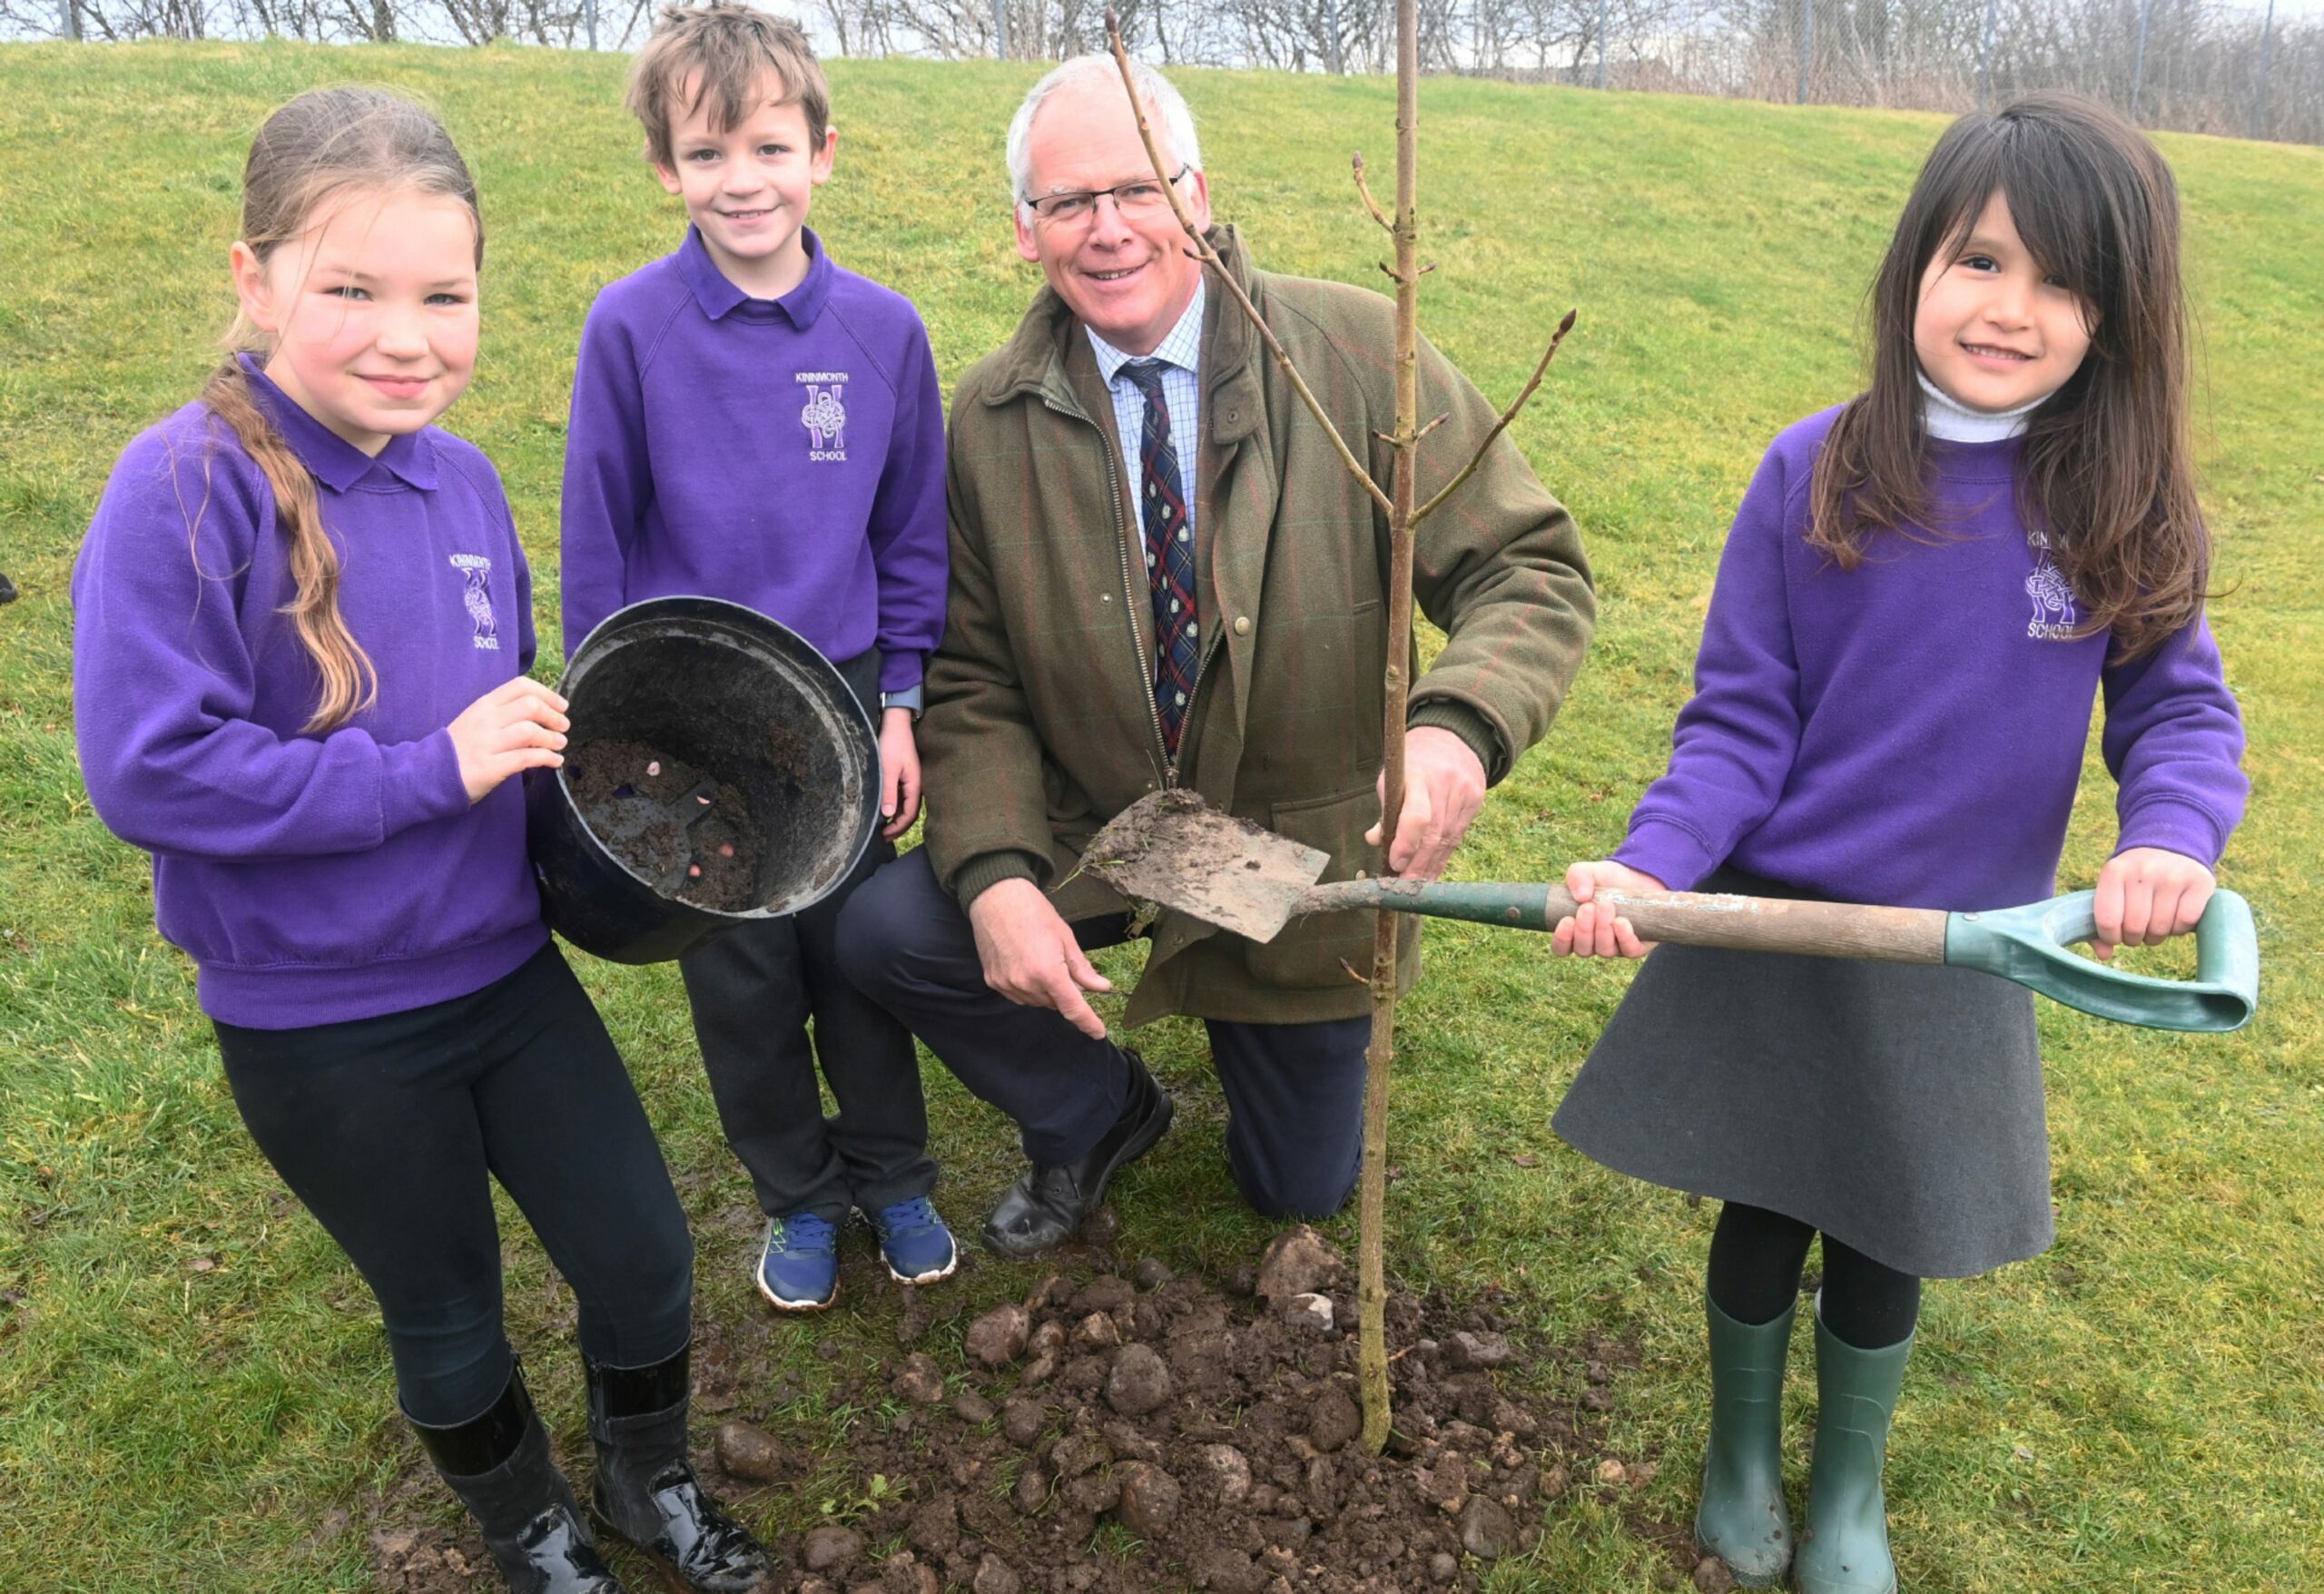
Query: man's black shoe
983 1048 1173 1259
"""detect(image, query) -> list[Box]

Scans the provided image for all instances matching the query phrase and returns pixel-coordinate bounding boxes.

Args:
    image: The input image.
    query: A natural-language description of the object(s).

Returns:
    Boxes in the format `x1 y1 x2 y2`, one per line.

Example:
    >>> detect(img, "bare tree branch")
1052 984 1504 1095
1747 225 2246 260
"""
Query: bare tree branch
1411 305 1575 525
1352 150 1393 231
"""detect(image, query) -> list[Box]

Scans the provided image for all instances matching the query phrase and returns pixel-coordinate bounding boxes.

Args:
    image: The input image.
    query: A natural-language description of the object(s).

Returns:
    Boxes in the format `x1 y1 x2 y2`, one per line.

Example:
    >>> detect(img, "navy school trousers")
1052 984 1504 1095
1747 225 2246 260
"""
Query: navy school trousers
675 646 936 1226
836 847 1368 1222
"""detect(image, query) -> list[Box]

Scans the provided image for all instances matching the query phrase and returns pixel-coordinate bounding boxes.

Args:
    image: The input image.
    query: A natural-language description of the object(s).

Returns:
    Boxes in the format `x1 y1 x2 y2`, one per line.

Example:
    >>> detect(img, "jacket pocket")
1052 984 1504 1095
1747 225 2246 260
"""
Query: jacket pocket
1241 782 1383 990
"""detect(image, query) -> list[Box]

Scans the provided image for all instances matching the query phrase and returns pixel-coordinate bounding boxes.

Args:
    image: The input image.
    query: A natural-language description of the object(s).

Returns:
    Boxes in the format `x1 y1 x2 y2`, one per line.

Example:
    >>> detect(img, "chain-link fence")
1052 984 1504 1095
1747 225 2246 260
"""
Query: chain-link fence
7 0 2318 144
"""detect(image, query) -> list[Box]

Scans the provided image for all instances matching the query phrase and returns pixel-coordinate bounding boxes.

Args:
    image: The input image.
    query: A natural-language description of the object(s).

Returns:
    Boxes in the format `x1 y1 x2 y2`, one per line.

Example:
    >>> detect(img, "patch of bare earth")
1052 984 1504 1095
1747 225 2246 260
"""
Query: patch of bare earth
365 1223 1716 1592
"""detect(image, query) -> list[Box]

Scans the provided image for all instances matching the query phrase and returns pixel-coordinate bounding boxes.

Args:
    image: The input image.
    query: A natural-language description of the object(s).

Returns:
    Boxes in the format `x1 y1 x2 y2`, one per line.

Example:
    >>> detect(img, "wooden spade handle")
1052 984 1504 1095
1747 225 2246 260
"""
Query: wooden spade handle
1560 887 1948 962
1296 880 1950 964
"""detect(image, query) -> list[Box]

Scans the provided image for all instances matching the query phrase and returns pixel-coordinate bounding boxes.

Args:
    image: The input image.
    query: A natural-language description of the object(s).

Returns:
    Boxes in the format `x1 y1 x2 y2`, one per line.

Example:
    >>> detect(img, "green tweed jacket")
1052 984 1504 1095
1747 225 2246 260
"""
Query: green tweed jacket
921 226 1595 1026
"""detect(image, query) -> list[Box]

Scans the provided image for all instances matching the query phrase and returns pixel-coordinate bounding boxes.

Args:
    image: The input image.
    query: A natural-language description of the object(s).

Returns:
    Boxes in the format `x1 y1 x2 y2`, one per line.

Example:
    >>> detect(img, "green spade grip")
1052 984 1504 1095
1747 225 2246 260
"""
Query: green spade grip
1943 888 2258 1033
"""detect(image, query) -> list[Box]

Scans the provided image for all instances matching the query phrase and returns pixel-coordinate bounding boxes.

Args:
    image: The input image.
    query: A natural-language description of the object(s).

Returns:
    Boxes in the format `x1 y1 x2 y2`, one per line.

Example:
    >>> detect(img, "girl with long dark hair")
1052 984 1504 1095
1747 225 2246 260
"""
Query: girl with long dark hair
1550 93 2248 1592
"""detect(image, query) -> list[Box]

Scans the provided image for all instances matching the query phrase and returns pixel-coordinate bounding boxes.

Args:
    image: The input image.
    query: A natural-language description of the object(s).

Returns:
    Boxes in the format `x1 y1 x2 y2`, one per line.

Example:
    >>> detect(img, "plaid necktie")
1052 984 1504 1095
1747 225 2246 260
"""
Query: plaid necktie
1120 359 1199 754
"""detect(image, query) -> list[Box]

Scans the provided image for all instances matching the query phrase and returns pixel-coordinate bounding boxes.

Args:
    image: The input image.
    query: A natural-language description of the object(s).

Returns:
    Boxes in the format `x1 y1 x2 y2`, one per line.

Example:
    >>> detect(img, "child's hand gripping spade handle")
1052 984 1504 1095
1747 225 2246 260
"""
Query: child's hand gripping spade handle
1293 879 2260 1033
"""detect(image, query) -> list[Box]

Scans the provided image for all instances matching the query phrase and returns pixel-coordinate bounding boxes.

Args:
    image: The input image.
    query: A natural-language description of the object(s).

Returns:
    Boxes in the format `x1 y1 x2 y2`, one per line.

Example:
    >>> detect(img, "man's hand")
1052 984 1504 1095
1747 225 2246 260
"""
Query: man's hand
1364 726 1488 880
879 707 922 840
969 877 1114 1039
1551 860 1669 959
2093 846 2215 961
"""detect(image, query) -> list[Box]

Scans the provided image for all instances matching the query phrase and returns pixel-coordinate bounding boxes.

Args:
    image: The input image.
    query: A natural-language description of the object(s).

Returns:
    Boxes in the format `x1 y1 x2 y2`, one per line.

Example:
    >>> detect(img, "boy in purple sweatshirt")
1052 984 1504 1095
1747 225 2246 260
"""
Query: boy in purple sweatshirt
563 4 952 1310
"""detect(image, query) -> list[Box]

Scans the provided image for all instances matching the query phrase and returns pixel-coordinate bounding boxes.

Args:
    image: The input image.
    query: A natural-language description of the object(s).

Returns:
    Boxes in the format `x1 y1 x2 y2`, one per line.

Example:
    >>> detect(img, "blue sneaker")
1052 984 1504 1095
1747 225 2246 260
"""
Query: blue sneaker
867 1196 959 1286
754 1212 839 1311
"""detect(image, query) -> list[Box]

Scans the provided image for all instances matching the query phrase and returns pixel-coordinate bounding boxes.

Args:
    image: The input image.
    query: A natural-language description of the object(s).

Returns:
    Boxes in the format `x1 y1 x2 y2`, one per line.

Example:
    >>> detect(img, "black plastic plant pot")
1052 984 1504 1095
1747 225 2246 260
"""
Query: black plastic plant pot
527 596 879 964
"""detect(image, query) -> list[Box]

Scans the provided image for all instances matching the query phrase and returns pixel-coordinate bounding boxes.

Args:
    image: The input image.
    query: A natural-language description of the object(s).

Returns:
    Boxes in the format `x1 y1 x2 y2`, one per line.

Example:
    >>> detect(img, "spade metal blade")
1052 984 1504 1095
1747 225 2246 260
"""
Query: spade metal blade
1081 791 1331 942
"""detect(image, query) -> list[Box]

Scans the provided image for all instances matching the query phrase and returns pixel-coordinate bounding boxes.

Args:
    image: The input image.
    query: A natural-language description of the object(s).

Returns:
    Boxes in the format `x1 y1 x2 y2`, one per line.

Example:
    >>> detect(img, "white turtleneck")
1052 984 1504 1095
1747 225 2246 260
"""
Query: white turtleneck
1916 370 2043 443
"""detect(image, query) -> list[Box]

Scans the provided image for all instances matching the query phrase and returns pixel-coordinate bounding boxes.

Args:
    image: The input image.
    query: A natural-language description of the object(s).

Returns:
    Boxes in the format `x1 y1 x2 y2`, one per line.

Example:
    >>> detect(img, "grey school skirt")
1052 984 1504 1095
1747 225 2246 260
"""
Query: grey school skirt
1551 868 2053 1280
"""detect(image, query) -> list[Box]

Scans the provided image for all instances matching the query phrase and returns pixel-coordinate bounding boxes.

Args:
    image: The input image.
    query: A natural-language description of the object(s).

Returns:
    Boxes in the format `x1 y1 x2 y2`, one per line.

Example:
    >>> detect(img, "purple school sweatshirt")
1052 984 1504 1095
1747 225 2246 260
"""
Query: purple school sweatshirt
1614 407 2247 911
560 227 947 693
73 358 548 1028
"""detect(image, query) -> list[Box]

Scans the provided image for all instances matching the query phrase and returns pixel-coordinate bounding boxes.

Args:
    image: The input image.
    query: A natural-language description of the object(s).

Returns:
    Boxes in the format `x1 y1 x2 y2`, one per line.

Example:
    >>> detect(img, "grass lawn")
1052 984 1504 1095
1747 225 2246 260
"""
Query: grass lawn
2 41 2320 1594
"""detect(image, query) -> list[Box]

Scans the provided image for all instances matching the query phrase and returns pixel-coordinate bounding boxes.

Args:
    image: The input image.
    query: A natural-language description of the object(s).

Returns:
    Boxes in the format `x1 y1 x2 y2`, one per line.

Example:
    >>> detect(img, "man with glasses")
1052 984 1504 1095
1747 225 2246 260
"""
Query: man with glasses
839 54 1595 1258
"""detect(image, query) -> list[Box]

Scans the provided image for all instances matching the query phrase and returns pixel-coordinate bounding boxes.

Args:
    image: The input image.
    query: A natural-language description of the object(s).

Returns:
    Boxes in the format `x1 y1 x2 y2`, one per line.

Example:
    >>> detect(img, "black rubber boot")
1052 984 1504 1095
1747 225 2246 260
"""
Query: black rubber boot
586 1343 780 1593
409 1363 627 1594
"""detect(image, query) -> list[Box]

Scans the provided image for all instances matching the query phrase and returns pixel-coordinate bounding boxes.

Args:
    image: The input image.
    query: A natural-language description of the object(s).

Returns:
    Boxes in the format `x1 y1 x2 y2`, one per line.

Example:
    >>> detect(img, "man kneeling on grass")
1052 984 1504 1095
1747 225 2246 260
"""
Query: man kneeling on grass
838 54 1594 1259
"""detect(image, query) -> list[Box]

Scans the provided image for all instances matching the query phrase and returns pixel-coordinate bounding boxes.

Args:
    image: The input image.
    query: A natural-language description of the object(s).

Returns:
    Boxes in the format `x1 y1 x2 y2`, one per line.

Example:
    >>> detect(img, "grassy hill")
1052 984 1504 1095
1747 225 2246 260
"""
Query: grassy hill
1 40 2319 1593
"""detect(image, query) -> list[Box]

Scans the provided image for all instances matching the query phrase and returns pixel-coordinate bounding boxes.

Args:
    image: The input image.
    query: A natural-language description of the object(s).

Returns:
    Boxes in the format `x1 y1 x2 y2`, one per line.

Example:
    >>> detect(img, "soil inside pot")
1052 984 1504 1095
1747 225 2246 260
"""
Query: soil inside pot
564 737 768 913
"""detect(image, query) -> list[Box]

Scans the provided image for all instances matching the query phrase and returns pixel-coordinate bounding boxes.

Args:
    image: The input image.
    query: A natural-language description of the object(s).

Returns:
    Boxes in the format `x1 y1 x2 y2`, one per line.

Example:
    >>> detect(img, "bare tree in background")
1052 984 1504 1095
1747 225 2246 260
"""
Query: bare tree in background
10 0 2316 173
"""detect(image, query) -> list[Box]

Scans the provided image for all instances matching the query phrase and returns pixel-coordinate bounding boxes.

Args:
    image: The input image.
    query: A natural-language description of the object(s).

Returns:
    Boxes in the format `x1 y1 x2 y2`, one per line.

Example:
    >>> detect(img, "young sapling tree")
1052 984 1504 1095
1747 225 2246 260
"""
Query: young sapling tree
1103 9 1576 1451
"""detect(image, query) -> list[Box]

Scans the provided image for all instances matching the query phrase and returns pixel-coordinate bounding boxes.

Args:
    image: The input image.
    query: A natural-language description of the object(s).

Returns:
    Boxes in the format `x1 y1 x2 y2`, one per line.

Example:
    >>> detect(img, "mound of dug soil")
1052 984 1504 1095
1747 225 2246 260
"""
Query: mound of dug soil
820 1264 1556 1591
370 1225 1708 1593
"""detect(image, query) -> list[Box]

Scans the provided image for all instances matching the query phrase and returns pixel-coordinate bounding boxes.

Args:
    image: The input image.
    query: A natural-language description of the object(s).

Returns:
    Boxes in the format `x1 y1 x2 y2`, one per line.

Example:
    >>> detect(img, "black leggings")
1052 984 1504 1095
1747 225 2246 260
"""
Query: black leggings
1708 1201 1921 1350
214 944 694 1426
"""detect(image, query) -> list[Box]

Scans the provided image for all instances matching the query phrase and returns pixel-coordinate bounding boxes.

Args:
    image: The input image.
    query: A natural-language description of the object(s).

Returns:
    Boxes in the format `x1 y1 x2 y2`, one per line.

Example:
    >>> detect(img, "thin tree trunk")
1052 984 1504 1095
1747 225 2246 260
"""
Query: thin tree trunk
1107 0 1570 1456
1355 0 1420 1457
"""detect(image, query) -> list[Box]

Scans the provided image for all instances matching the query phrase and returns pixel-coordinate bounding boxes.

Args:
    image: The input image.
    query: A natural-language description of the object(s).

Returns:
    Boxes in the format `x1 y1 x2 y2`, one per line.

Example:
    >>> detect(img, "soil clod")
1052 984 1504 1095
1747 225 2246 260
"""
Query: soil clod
891 1351 947 1404
1447 1330 1514 1369
1050 1432 1111 1481
1307 1386 1362 1452
1191 1546 1265 1592
1196 1442 1254 1503
1458 1495 1519 1560
1284 1292 1336 1333
1000 1398 1047 1447
1116 1461 1184 1537
713 1420 783 1483
966 1302 1032 1367
803 1524 864 1573
1105 1342 1173 1416
1255 1224 1346 1302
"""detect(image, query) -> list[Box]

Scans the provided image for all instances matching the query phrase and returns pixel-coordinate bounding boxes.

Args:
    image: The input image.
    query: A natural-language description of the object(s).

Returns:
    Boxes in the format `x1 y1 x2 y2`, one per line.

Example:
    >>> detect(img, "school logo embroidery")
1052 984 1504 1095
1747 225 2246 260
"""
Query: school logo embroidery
2024 529 2078 642
797 370 849 462
448 554 500 651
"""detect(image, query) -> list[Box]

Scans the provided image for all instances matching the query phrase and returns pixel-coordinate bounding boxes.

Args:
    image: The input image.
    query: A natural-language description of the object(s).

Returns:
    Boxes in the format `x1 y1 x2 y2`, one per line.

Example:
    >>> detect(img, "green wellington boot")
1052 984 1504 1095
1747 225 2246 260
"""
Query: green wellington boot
1795 1308 1915 1594
1694 1294 1797 1586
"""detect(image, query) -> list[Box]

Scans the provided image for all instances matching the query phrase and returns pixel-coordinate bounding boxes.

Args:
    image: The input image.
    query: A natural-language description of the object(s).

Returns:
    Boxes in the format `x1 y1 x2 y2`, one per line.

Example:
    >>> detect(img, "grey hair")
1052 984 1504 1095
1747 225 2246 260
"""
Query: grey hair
1005 53 1203 207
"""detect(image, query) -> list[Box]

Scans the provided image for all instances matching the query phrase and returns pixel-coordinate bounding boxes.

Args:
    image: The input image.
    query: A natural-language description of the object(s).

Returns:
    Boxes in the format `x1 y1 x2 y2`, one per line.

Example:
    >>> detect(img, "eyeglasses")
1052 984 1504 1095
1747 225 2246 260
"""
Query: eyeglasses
1021 166 1189 225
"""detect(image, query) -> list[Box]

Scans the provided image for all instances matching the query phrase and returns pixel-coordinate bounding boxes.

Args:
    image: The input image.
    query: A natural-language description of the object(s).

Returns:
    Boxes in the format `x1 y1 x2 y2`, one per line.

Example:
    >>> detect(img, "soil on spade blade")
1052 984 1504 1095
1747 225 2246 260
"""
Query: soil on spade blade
563 737 767 913
365 1225 1710 1594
